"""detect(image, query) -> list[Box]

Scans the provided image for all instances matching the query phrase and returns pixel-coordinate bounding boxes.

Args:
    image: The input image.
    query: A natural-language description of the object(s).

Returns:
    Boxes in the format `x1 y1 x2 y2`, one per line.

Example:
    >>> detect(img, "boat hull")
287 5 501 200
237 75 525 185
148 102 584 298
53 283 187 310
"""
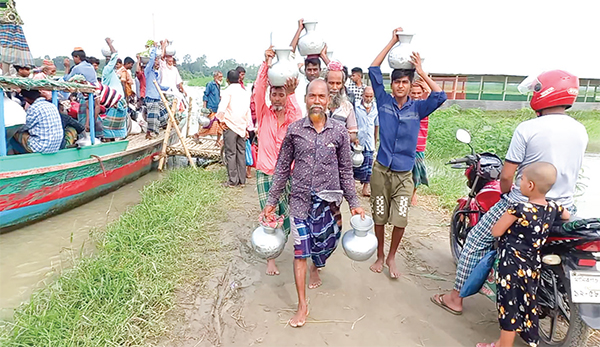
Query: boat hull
0 141 161 232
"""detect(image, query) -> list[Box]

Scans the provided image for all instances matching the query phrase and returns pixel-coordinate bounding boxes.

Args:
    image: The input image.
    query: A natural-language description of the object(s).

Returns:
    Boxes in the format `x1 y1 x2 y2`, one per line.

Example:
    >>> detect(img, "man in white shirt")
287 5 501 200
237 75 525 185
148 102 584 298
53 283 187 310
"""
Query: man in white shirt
216 70 252 187
432 69 588 316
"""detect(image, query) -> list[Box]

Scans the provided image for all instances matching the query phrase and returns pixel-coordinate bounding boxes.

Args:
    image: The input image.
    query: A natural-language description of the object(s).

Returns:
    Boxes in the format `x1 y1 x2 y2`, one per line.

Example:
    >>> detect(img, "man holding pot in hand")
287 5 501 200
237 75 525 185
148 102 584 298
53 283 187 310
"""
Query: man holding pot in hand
262 78 365 328
368 27 447 279
255 46 303 276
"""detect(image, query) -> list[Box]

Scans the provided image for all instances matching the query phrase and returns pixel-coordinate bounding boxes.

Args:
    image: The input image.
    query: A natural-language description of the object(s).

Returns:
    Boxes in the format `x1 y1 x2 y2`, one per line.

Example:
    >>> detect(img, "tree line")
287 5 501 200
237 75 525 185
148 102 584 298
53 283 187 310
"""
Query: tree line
33 54 259 81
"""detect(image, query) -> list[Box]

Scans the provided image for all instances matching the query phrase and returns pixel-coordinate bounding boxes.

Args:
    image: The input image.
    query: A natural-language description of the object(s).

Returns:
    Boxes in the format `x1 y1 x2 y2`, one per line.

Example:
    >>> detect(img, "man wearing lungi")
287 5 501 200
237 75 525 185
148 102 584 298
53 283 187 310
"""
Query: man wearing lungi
368 28 447 279
262 79 365 328
255 46 303 276
353 86 378 197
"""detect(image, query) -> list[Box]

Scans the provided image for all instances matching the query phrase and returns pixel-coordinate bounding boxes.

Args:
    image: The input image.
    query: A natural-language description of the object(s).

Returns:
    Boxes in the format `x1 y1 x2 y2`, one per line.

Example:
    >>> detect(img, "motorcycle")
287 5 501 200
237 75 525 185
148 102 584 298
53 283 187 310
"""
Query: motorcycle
447 129 503 263
448 129 600 347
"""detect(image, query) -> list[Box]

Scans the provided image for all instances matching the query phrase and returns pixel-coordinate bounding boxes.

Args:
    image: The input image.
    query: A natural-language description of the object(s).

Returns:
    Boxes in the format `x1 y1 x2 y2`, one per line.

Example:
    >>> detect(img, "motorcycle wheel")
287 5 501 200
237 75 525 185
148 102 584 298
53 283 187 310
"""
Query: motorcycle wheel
539 268 590 347
450 205 466 265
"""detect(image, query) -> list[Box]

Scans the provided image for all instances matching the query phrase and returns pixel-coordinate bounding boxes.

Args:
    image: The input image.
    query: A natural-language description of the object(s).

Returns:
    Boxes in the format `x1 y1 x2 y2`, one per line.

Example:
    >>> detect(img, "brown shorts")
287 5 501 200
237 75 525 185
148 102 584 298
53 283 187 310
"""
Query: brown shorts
370 161 414 228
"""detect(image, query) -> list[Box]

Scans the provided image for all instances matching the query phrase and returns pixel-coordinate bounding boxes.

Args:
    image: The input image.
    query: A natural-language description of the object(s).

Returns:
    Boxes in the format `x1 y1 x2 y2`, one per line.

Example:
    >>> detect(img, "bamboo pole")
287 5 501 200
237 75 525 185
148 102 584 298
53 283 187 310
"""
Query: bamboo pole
153 80 197 170
185 96 192 138
158 99 178 171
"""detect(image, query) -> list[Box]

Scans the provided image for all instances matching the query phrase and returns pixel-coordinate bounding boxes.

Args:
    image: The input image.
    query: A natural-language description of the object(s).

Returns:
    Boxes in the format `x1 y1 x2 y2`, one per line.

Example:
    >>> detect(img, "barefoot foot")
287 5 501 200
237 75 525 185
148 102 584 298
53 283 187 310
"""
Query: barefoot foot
308 264 322 289
386 256 401 279
289 304 309 328
266 259 280 276
369 257 384 273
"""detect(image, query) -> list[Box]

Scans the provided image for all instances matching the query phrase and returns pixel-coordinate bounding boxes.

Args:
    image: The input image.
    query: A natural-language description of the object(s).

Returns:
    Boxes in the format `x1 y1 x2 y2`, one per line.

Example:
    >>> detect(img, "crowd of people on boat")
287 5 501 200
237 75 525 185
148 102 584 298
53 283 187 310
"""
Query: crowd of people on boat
2 35 190 155
1 4 591 345
206 19 589 347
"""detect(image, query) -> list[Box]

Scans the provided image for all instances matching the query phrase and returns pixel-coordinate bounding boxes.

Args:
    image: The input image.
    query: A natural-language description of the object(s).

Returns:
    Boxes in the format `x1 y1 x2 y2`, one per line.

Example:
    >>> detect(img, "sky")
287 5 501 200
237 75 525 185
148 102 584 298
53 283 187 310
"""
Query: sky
18 0 600 78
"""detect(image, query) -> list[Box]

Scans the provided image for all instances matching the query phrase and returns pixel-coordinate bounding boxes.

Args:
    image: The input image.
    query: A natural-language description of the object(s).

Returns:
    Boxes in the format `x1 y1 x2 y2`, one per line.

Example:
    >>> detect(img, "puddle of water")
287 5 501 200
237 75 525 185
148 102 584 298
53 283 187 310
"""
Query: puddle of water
0 172 161 320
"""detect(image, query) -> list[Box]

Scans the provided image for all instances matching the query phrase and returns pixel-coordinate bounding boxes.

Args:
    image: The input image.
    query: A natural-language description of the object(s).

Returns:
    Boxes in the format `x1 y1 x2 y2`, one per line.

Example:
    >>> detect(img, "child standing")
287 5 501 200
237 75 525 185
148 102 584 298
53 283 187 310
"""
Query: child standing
478 162 570 347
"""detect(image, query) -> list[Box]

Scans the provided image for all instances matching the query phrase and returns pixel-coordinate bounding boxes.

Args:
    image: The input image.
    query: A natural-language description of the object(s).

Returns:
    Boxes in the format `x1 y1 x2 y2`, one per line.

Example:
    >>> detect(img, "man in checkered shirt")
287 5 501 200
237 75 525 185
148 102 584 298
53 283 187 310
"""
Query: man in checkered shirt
11 89 63 154
346 67 366 105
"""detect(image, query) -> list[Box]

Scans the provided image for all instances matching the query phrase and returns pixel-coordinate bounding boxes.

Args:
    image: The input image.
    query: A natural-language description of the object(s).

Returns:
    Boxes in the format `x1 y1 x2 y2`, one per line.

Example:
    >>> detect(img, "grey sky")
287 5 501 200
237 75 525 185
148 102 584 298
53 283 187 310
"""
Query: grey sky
19 0 600 78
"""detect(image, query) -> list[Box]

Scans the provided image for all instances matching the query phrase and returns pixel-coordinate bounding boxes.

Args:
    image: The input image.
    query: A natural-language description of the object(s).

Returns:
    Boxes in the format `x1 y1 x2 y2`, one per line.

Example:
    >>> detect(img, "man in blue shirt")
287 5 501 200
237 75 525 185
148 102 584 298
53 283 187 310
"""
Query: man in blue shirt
203 70 222 113
144 45 169 138
63 49 97 84
368 27 447 279
353 86 378 197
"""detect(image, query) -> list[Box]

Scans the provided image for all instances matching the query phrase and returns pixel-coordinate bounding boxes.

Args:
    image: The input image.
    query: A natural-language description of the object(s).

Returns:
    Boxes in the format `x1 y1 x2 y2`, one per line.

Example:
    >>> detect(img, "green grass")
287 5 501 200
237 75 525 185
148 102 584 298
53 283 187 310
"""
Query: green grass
185 76 214 87
422 106 600 209
0 168 228 346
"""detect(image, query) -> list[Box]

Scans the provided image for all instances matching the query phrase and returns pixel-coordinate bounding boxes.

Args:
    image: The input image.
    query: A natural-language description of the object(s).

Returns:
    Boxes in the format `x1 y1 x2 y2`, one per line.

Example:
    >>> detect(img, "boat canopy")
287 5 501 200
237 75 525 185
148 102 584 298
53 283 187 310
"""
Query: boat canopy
0 76 97 93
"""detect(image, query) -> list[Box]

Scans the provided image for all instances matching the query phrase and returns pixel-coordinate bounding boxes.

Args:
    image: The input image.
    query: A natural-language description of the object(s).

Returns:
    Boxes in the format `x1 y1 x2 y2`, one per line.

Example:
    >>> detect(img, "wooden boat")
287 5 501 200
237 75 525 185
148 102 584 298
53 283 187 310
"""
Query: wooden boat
0 76 164 232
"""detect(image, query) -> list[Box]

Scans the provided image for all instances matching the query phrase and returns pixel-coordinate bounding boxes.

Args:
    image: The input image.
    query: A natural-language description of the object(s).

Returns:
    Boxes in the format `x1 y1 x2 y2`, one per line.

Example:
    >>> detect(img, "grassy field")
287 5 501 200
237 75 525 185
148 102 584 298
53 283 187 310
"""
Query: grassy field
0 169 228 346
185 76 214 87
422 106 600 209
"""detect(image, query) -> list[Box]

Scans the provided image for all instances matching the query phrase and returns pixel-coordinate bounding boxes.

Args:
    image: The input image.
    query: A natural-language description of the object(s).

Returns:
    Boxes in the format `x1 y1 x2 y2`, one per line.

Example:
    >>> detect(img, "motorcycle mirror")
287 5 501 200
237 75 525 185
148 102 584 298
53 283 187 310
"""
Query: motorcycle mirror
456 129 472 144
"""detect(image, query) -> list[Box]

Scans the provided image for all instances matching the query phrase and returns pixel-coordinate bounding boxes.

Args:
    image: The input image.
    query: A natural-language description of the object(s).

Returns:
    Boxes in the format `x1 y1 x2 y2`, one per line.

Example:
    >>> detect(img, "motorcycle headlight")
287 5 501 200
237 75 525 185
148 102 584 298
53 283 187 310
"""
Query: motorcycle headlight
542 254 561 265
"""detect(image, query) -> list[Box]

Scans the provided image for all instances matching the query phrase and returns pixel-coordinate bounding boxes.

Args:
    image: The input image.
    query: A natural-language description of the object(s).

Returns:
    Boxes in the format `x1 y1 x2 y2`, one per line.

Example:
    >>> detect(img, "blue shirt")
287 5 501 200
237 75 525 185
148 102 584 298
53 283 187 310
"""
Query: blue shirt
144 48 168 100
24 98 63 153
64 61 97 84
355 101 379 152
369 66 447 171
203 80 221 112
102 53 124 98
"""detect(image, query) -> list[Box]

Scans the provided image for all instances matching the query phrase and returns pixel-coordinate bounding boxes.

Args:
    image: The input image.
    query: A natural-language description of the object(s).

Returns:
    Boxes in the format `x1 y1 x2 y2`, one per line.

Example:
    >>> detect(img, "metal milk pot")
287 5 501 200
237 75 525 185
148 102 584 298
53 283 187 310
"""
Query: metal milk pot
342 215 378 262
251 224 286 260
352 144 365 167
267 48 299 87
388 32 415 70
297 21 325 56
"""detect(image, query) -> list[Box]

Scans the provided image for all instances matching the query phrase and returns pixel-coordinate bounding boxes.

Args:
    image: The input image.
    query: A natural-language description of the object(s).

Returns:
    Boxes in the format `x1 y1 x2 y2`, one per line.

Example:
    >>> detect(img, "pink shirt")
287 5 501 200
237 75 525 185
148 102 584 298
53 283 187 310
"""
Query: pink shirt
254 62 303 176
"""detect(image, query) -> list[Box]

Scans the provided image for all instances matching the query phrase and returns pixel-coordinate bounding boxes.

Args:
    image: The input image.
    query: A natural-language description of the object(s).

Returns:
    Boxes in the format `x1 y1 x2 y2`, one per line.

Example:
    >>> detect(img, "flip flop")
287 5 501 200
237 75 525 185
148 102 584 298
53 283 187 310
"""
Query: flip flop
476 343 495 347
430 294 463 315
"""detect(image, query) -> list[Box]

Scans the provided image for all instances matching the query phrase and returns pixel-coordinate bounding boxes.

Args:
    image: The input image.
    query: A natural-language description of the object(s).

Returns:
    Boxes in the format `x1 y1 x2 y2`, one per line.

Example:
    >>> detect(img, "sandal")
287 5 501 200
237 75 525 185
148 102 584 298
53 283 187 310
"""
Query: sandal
430 294 463 315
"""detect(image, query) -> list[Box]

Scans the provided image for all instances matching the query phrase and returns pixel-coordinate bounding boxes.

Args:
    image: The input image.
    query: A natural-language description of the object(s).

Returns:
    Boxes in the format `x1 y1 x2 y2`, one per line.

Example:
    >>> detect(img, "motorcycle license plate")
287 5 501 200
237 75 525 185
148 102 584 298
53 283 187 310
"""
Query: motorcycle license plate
570 270 600 303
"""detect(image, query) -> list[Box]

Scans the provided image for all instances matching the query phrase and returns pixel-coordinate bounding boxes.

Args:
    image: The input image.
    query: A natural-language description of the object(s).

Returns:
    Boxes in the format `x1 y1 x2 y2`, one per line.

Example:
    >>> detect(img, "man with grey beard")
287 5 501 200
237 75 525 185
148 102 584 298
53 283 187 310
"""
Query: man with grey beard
325 62 358 143
262 79 365 328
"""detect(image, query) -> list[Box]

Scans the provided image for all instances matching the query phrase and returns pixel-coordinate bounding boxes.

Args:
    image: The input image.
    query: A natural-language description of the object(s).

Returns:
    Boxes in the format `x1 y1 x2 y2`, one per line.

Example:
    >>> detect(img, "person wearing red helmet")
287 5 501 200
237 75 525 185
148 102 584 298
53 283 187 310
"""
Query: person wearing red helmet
432 70 588 321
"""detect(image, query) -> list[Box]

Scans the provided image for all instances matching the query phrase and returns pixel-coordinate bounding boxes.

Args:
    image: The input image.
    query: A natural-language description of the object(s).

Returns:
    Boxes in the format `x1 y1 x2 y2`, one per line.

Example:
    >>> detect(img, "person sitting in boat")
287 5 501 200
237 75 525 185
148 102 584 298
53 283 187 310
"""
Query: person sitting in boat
99 37 128 141
9 89 63 154
33 60 57 100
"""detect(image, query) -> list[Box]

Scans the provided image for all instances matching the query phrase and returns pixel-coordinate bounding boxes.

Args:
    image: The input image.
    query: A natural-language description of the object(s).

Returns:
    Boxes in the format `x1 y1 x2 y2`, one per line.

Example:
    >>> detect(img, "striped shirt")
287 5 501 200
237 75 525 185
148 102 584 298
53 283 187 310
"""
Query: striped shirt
416 117 429 152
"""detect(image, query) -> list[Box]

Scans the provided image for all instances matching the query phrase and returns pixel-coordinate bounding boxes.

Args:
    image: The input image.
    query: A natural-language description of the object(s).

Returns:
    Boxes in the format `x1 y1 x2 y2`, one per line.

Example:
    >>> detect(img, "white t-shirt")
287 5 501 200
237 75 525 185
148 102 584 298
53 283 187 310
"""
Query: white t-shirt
159 60 183 92
506 114 588 208
295 75 310 116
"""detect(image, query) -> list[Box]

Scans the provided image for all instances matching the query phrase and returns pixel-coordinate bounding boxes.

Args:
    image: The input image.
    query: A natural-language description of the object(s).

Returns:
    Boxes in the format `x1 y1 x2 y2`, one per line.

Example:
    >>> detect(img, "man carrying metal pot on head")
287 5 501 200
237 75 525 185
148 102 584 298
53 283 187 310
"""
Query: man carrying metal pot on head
431 70 588 316
262 79 365 328
290 18 331 113
255 46 303 276
368 27 447 279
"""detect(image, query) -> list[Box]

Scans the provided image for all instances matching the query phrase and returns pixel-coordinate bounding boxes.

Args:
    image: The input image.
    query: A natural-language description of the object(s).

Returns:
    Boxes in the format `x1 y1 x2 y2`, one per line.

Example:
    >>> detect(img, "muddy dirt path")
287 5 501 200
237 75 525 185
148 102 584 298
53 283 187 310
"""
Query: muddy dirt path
161 176 510 347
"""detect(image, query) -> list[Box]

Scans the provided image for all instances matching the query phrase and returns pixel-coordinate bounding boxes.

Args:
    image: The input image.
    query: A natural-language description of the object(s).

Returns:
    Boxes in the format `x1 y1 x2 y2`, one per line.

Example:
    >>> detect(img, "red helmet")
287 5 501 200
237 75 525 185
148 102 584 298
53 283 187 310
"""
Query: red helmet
520 70 579 112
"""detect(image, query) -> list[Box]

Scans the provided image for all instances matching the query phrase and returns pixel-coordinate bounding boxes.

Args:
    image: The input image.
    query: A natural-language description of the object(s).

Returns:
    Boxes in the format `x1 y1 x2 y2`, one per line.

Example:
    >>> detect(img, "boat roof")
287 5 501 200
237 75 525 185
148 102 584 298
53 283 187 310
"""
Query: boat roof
0 76 97 93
